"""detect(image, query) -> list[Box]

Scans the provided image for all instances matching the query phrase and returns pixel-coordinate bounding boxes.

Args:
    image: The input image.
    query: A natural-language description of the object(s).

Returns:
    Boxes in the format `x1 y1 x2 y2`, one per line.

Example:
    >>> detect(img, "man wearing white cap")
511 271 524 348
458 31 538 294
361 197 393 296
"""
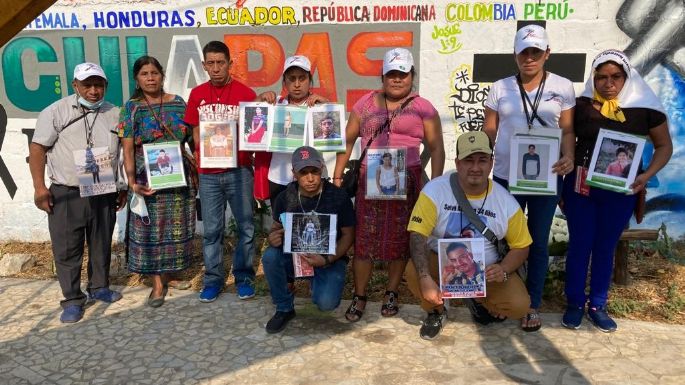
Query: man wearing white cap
406 131 531 340
29 62 126 323
255 54 329 202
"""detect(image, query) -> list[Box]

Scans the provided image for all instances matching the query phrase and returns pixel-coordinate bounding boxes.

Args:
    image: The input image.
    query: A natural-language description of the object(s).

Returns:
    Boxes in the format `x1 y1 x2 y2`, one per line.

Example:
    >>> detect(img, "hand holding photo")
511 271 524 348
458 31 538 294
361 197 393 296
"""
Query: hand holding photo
508 127 560 195
308 104 345 151
438 238 486 298
586 128 646 193
283 213 337 255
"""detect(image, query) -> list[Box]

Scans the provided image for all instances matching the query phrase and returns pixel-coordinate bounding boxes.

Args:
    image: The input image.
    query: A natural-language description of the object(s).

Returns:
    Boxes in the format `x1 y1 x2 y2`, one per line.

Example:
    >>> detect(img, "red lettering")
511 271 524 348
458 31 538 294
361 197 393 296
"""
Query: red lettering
303 7 312 22
293 33 337 102
225 34 284 87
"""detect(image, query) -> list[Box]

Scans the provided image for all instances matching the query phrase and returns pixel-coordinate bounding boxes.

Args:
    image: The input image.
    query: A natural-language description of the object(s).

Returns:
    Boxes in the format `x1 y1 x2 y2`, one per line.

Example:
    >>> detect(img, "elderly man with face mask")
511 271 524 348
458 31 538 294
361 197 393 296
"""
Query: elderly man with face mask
29 62 126 323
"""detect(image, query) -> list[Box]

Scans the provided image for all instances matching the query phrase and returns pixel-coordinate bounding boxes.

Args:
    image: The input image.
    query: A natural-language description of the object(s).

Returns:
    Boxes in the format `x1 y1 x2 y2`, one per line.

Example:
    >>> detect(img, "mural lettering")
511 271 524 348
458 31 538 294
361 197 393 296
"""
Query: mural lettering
302 5 435 23
94 10 196 29
431 23 463 54
0 104 16 199
523 1 574 20
445 2 516 22
205 6 297 26
447 65 489 133
25 12 82 30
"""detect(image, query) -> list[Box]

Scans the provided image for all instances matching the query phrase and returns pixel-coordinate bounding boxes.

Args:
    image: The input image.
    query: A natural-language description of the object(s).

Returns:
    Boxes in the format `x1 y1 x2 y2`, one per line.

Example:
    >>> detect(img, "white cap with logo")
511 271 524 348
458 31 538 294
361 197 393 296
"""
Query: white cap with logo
382 48 414 75
283 55 312 75
514 24 549 55
73 62 107 81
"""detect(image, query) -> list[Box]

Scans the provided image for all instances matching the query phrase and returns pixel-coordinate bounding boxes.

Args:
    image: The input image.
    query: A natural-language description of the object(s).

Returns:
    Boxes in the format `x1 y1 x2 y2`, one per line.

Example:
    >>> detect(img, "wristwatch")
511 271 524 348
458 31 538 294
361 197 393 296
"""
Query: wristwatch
322 255 331 267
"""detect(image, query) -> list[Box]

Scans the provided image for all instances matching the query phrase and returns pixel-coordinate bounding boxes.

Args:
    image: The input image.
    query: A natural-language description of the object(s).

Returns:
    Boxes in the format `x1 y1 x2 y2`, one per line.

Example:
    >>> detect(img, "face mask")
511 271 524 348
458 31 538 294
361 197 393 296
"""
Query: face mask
78 96 104 110
129 192 150 225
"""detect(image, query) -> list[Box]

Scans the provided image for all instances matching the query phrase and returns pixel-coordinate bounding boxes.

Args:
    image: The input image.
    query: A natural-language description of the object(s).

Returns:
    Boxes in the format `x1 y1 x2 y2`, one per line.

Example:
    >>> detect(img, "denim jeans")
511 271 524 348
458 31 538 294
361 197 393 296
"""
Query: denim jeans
562 171 636 308
493 175 561 309
262 246 347 312
199 167 255 288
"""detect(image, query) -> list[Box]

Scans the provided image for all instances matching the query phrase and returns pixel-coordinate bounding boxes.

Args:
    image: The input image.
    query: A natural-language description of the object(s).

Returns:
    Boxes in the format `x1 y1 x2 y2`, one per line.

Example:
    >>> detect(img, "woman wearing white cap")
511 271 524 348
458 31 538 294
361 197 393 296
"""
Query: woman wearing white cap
254 55 329 202
333 48 445 322
483 24 576 332
561 49 671 332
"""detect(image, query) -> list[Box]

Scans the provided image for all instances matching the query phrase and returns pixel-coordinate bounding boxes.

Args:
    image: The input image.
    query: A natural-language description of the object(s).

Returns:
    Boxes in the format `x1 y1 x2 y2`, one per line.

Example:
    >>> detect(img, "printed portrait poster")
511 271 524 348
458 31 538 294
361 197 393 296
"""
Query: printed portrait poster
73 146 116 197
437 238 486 298
239 102 273 151
283 213 337 255
199 107 237 168
268 105 307 153
586 128 646 193
142 141 187 190
365 147 408 200
508 127 560 195
308 103 345 152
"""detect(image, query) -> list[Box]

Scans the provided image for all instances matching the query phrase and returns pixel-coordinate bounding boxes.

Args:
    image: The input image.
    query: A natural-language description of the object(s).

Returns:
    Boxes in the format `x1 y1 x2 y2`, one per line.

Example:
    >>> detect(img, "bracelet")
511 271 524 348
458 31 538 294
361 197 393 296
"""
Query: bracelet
502 271 508 282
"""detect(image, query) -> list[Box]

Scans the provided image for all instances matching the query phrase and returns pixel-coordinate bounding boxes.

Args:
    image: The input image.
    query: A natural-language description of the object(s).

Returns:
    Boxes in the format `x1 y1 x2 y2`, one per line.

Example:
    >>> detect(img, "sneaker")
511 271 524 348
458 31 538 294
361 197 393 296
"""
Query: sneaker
237 282 255 300
89 288 122 303
60 305 84 323
464 298 501 325
587 306 617 333
419 308 447 340
265 310 296 334
561 305 585 330
199 285 222 303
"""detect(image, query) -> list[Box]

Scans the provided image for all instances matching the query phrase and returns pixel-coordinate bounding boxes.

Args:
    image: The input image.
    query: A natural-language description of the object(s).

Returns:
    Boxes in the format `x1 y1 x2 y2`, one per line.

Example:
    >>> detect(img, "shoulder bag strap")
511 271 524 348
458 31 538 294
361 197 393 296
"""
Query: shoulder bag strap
358 95 417 161
449 172 499 246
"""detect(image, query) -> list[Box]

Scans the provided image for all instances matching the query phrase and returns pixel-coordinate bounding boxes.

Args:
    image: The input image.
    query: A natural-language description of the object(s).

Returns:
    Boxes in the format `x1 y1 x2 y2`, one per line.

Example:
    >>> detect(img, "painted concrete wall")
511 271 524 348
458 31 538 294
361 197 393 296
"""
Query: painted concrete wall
0 0 683 241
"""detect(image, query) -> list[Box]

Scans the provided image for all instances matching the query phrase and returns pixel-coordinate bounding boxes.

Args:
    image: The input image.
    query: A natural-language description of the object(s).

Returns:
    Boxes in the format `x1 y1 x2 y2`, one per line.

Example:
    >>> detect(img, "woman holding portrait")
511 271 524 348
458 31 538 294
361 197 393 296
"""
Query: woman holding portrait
333 48 445 322
118 55 196 307
561 49 672 332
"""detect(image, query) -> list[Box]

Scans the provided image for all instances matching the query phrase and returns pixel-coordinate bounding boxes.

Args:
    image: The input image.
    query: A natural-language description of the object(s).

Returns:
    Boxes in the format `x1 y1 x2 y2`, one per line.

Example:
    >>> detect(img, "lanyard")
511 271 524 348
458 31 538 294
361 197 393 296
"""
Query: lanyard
144 95 168 134
210 80 233 104
82 107 100 148
516 72 547 129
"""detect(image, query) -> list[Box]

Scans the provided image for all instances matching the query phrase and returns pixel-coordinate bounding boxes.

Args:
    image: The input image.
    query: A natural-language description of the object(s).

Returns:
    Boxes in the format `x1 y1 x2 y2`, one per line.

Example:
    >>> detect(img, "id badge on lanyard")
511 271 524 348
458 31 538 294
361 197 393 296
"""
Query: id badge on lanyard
574 166 590 196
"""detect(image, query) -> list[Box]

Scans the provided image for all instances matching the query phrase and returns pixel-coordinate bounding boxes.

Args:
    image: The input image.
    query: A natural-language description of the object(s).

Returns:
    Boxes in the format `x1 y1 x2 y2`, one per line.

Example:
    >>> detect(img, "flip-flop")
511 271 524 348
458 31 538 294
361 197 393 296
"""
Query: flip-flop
521 310 542 332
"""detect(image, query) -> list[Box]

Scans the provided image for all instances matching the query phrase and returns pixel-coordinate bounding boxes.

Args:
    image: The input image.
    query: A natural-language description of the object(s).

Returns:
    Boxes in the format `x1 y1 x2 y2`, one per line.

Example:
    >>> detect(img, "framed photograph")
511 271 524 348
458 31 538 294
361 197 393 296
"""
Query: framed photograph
292 253 315 278
73 146 117 197
142 141 187 190
267 105 307 153
199 118 237 168
239 102 273 151
586 128 646 193
508 127 561 195
308 103 345 152
365 147 407 200
437 238 486 299
283 212 337 255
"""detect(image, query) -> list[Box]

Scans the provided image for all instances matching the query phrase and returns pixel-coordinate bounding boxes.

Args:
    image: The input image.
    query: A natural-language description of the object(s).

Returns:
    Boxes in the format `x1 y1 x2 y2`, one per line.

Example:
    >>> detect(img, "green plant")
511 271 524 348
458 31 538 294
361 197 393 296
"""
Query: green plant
607 298 646 317
663 283 685 320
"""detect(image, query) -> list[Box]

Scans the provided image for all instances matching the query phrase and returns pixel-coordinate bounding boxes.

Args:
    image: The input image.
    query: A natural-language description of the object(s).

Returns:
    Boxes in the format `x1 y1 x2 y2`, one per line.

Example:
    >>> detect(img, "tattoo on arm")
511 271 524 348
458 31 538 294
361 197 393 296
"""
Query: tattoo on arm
410 232 430 277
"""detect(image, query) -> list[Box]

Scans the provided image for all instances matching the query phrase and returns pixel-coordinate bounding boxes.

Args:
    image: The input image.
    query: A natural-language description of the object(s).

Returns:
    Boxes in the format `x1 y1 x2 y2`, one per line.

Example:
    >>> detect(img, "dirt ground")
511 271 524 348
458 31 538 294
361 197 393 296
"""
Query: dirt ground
2 236 684 324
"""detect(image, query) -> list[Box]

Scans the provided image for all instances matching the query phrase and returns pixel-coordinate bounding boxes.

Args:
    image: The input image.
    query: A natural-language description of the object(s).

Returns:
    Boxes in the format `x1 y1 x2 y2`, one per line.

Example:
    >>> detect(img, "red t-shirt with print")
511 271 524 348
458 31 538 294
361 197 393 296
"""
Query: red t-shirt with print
184 79 256 174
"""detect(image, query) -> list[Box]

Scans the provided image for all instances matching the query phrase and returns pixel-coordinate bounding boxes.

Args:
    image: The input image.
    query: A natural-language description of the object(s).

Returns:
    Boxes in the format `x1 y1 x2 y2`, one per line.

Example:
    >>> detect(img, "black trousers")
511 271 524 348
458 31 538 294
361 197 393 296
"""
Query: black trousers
48 185 117 308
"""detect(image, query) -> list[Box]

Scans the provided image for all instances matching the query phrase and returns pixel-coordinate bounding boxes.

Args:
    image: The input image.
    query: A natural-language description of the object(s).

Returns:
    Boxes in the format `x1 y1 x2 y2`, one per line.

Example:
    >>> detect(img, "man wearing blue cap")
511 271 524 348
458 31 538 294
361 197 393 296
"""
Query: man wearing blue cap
262 146 355 333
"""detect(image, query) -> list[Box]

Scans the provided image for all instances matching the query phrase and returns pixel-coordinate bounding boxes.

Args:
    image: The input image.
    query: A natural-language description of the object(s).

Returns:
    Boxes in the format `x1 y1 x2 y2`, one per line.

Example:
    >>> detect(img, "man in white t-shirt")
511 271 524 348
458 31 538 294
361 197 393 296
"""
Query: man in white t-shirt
406 131 532 340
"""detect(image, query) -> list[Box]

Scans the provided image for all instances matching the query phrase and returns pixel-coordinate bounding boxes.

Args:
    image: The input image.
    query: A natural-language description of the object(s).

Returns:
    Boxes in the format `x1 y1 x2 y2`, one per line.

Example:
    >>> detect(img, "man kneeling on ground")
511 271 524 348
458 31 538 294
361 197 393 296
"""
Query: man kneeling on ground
406 131 532 340
263 146 355 333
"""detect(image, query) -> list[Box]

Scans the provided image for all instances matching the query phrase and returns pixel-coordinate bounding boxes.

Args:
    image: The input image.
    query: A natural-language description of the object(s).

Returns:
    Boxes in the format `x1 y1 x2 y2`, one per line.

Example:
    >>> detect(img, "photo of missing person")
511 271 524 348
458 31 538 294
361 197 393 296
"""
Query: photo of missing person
73 146 116 197
268 105 306 152
365 147 407 200
308 103 345 151
203 123 233 158
517 143 551 181
437 239 486 298
245 106 267 144
594 137 637 179
143 142 187 190
284 213 337 255
313 112 341 139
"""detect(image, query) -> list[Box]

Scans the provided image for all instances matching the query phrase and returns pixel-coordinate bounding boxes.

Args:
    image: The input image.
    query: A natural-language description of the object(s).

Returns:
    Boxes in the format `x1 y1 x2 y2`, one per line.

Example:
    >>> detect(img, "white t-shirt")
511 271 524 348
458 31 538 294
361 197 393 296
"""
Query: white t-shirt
484 72 575 179
408 172 532 266
379 166 396 187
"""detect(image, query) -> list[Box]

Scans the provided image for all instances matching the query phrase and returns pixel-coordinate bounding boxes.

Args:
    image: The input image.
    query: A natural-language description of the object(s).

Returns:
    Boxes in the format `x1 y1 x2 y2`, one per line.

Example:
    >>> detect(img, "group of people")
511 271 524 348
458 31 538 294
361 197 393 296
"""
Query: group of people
30 25 672 342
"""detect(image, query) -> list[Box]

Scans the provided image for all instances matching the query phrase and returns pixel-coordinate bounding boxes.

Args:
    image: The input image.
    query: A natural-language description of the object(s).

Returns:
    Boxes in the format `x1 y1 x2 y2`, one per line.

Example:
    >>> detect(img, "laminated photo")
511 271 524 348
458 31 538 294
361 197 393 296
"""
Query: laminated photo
199 119 237 168
142 141 187 190
586 128 646 193
365 147 407 200
438 238 486 299
73 146 116 197
239 102 273 151
267 105 307 153
308 103 345 152
283 213 337 255
508 127 560 195
293 253 315 278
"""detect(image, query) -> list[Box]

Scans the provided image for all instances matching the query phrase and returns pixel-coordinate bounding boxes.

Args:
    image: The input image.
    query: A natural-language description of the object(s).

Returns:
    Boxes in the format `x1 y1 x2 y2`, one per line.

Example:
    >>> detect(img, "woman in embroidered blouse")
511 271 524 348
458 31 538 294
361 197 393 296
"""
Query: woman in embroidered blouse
118 56 196 307
333 48 445 322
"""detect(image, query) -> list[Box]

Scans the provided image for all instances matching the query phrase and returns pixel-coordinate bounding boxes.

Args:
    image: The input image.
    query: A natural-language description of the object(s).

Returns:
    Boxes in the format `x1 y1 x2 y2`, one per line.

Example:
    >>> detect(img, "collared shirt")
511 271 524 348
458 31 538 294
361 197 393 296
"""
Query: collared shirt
33 94 121 187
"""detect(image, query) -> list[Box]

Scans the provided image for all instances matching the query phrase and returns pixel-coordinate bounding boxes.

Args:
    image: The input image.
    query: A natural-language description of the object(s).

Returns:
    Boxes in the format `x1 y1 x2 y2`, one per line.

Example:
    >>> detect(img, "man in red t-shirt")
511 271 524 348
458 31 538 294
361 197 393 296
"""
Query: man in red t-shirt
184 40 257 302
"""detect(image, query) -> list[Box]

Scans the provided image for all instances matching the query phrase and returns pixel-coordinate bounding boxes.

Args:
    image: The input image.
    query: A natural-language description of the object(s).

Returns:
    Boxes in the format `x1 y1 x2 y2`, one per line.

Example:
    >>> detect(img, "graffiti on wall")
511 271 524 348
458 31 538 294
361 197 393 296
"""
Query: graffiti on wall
447 64 489 133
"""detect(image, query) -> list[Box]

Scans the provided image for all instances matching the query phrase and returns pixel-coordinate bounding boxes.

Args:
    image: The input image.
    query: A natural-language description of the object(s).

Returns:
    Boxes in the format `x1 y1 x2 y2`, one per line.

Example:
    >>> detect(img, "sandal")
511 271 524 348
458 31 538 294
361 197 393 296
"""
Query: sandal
381 290 399 317
345 294 367 322
521 309 542 332
167 280 191 290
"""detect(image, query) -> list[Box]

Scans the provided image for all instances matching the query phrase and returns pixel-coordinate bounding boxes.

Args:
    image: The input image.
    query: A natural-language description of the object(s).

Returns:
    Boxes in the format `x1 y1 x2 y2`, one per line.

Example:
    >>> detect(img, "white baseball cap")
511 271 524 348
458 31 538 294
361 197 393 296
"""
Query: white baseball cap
283 55 311 75
514 24 549 55
382 48 414 75
73 62 107 81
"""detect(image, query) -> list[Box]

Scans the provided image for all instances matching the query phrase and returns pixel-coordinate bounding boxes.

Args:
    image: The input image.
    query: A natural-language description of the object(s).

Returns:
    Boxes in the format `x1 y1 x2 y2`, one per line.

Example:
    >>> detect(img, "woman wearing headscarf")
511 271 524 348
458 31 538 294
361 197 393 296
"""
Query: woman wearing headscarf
483 24 576 332
561 49 672 332
333 48 445 322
